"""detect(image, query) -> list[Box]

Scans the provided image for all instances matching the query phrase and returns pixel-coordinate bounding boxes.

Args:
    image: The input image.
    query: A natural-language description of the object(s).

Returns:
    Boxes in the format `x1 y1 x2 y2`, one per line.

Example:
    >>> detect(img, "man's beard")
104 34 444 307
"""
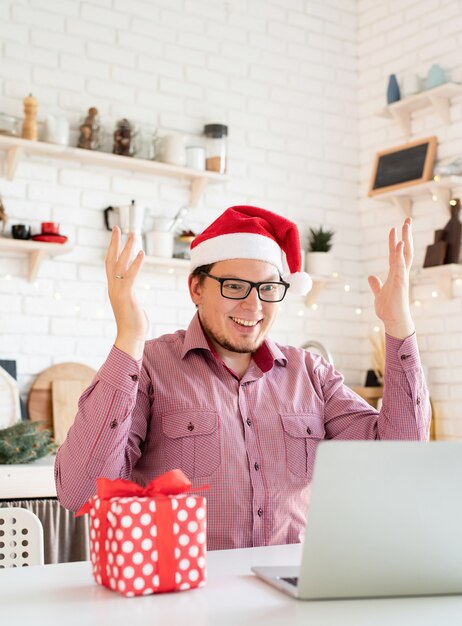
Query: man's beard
199 315 264 354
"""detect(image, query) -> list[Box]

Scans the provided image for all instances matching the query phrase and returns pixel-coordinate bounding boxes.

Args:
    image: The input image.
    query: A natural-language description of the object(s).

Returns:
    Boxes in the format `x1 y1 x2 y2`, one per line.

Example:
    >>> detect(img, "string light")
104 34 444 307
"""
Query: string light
455 278 462 286
355 308 362 315
297 309 305 317
54 292 61 300
5 274 11 281
373 325 380 333
344 284 350 292
431 291 438 298
413 299 421 307
74 305 80 313
311 303 318 311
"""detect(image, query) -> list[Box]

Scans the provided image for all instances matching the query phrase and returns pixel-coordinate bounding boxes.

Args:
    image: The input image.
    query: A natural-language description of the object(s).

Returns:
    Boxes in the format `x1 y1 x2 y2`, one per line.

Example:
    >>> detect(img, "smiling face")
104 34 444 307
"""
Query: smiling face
188 259 281 360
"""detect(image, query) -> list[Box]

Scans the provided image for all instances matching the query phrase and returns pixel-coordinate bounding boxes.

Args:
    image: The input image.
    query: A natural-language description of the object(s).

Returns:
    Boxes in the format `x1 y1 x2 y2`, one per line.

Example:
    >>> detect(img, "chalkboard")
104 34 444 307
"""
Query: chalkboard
368 136 437 196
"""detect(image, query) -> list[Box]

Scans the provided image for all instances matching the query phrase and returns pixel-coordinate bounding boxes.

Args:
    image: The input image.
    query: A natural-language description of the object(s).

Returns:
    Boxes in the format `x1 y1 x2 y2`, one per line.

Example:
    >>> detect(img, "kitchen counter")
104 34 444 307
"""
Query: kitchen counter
0 455 56 499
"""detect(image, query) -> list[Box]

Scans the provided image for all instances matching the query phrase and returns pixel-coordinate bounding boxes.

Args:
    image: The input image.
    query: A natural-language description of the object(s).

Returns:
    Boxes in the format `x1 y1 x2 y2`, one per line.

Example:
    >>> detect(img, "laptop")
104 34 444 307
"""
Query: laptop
252 440 462 600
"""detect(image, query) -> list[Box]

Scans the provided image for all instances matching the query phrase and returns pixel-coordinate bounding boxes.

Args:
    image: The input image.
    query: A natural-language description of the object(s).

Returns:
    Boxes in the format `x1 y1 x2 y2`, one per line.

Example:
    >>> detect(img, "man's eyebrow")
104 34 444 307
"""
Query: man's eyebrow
219 274 280 281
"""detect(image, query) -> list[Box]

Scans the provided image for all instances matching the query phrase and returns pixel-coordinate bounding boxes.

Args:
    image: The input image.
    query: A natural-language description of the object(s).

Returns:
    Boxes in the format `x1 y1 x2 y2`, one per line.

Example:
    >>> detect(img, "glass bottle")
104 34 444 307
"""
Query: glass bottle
203 124 228 174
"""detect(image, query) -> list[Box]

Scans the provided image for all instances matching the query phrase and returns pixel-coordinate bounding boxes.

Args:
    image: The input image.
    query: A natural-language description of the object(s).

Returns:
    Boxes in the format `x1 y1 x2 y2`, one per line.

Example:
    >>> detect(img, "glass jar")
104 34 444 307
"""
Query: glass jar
113 118 138 157
0 113 20 136
203 123 228 174
78 107 101 151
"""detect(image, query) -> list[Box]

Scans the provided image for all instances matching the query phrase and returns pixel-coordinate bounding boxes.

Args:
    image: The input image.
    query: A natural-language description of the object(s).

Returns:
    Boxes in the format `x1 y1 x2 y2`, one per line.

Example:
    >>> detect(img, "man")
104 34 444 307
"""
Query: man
55 205 430 550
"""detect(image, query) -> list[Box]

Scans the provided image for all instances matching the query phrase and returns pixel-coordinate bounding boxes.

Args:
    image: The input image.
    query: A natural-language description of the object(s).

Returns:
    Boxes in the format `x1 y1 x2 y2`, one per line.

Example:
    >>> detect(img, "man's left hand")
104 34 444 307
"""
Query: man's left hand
368 217 415 340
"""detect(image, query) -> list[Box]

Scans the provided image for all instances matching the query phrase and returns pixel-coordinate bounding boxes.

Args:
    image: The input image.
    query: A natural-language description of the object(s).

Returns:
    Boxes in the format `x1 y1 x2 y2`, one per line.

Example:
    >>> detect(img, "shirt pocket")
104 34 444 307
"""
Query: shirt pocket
280 413 325 479
161 410 220 479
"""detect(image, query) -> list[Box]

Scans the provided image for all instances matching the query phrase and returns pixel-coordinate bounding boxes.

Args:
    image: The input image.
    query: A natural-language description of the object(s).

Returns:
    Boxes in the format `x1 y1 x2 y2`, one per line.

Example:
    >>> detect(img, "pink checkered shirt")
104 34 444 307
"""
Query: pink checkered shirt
55 313 430 550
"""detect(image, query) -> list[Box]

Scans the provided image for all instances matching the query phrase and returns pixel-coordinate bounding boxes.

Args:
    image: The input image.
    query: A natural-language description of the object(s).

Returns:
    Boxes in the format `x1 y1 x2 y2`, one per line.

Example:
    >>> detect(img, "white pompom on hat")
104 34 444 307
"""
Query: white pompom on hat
190 205 312 296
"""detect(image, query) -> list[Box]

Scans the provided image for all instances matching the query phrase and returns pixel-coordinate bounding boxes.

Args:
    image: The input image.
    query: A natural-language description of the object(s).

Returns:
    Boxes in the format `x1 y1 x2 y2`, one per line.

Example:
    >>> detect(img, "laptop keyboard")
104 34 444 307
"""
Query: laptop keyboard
281 576 299 587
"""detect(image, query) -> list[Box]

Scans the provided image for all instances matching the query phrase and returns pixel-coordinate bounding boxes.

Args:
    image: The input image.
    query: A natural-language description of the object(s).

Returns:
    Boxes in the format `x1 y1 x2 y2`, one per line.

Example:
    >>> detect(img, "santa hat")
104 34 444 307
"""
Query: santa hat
190 205 312 296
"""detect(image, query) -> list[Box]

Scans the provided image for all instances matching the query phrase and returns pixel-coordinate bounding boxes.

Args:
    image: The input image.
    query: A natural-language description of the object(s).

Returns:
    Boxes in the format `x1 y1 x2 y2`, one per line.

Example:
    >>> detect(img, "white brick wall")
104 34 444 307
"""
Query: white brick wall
358 0 462 439
0 0 382 407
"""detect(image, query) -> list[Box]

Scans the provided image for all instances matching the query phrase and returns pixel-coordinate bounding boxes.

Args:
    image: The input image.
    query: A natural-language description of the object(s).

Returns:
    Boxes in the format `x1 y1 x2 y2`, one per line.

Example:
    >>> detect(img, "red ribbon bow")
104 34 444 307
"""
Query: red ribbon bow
77 469 195 516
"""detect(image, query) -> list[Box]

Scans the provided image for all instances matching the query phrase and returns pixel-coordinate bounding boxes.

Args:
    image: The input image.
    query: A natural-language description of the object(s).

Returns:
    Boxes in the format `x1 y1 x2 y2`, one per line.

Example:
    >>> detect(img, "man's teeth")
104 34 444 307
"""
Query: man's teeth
232 317 259 327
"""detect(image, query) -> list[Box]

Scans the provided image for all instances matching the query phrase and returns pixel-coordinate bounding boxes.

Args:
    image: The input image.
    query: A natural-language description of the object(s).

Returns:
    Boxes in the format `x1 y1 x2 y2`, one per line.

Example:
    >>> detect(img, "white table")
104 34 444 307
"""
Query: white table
1 544 462 625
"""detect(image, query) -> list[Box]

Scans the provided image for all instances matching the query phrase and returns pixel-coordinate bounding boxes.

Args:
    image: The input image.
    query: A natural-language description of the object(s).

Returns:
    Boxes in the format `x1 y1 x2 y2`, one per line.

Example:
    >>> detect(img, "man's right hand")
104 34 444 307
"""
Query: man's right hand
105 226 148 360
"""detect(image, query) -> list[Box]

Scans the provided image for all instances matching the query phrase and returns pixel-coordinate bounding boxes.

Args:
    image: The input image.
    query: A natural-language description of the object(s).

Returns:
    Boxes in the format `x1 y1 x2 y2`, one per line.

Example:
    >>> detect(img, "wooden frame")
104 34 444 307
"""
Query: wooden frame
368 136 437 197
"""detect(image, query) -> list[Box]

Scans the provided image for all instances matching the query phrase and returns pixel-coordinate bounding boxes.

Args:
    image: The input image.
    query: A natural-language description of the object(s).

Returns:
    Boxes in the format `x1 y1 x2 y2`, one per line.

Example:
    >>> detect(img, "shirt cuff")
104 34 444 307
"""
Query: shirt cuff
97 344 143 394
385 332 421 371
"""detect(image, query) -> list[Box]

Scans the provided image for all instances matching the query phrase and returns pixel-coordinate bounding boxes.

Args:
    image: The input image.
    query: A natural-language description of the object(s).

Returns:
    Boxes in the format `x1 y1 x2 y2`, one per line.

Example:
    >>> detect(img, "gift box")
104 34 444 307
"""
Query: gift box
77 469 207 597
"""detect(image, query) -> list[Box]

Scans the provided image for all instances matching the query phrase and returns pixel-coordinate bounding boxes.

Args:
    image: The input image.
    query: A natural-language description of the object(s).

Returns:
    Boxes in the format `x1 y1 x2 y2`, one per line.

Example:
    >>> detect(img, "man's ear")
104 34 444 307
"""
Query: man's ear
188 274 202 305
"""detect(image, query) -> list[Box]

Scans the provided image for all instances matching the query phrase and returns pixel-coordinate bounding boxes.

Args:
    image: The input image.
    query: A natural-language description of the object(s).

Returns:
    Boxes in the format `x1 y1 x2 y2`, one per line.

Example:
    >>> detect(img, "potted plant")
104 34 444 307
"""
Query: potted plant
306 226 335 276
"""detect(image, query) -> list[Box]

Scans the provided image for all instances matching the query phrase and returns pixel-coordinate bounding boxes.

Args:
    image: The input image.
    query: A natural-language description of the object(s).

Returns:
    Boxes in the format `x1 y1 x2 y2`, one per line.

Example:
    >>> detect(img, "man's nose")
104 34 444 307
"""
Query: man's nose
241 286 262 309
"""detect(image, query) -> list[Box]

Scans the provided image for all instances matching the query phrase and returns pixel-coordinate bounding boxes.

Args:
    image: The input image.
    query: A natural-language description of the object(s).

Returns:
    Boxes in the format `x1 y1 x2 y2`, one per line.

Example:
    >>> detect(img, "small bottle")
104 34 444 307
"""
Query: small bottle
22 93 38 141
203 124 228 174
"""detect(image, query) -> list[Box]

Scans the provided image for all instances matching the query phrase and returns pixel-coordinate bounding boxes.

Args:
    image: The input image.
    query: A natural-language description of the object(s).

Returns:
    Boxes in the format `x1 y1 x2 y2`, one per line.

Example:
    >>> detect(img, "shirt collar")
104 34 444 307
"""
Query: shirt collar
181 312 287 372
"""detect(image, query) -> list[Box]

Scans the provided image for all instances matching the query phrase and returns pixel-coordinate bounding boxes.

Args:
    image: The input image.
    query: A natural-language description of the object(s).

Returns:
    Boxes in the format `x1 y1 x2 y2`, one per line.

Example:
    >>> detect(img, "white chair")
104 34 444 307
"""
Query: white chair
0 507 44 567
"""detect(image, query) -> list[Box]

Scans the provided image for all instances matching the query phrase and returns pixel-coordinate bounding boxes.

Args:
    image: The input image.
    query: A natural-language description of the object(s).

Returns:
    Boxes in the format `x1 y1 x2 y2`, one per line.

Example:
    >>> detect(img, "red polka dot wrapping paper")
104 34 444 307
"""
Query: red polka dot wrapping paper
87 493 207 597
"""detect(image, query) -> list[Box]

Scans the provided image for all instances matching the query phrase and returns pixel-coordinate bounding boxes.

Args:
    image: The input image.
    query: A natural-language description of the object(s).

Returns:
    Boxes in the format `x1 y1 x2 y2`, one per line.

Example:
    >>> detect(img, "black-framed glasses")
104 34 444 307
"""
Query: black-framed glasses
199 271 289 302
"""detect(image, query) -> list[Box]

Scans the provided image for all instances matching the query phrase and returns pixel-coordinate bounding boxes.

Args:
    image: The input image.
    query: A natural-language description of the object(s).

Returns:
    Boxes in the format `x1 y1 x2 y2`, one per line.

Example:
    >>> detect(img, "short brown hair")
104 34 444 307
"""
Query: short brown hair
190 263 215 285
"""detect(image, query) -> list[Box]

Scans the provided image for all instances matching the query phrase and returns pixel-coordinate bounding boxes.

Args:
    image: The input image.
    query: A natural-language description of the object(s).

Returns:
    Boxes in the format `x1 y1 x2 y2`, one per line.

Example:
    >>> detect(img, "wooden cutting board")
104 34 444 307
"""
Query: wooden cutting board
27 363 96 432
52 379 90 444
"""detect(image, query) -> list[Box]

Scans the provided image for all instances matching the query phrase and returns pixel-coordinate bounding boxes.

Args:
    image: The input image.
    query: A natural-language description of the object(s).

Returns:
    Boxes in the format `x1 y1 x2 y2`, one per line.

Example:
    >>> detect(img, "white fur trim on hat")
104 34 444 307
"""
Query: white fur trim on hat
190 232 284 273
282 271 312 296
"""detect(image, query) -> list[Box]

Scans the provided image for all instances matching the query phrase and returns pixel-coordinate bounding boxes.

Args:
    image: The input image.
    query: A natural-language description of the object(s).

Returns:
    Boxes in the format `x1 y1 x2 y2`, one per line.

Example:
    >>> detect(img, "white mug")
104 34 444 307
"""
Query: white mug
144 230 174 258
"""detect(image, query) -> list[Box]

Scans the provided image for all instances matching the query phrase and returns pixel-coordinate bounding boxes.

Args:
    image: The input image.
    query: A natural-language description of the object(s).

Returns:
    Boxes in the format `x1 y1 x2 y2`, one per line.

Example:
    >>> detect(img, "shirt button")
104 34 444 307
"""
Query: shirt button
130 374 139 381
187 422 195 432
246 418 252 427
416 397 421 405
257 508 263 517
400 355 408 361
254 462 260 471
110 420 118 429
306 427 312 435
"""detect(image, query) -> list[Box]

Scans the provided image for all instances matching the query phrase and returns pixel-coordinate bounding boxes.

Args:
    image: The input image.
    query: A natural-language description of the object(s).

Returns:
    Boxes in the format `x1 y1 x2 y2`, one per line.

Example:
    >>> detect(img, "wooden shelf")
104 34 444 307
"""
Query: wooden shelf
370 175 462 215
411 263 462 299
142 255 190 273
0 135 227 207
375 82 462 136
0 237 73 282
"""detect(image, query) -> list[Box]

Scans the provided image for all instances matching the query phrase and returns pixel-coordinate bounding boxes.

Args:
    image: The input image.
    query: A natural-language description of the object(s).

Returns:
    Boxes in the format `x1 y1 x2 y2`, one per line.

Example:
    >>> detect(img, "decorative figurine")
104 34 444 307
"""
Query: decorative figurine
423 230 447 268
442 198 461 264
423 198 461 267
